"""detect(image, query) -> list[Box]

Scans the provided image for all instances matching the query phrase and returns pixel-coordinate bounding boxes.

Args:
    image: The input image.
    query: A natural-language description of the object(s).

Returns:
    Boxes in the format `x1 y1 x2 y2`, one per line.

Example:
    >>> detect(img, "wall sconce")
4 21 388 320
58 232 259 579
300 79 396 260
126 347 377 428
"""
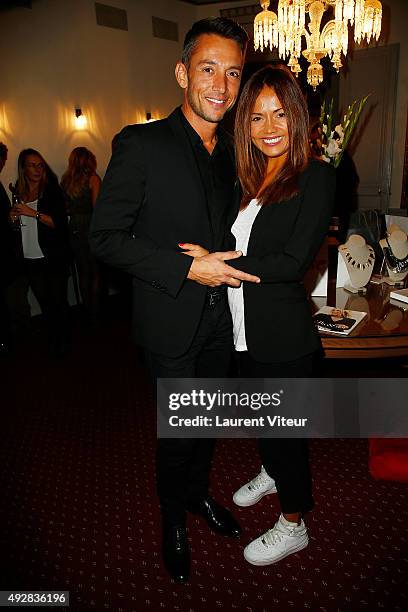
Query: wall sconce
138 111 159 124
74 108 87 130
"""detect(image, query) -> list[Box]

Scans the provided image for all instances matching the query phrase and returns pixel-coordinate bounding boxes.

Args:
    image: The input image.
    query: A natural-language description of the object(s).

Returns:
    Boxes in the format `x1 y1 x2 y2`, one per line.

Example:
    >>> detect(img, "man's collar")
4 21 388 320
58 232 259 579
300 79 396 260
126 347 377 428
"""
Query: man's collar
176 106 226 152
177 107 202 146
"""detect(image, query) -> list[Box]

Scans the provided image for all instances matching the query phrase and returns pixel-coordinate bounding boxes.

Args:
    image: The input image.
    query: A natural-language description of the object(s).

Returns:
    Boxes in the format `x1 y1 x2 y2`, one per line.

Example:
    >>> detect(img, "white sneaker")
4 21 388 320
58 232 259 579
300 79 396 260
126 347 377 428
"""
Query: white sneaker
233 466 277 507
244 514 309 566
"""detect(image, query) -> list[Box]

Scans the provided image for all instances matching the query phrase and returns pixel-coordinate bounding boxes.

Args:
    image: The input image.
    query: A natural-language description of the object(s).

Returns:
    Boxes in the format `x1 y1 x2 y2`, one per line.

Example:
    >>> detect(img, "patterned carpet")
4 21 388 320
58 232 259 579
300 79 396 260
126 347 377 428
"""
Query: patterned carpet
1 299 407 611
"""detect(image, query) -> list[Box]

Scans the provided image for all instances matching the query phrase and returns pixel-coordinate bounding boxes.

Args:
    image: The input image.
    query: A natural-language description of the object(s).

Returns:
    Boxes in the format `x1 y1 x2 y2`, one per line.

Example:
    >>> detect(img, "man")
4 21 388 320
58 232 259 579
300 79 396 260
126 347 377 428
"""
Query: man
90 18 258 582
0 142 18 354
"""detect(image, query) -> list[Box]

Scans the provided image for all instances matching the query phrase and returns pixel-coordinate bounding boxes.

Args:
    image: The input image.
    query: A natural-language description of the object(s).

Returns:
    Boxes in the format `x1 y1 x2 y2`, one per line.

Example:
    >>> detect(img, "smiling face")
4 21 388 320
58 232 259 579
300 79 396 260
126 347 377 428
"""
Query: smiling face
176 33 244 128
250 86 290 168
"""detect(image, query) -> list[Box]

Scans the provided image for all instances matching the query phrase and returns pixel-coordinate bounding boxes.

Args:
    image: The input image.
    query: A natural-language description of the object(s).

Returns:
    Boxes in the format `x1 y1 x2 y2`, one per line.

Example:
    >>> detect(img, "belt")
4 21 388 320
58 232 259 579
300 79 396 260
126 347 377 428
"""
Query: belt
205 287 227 307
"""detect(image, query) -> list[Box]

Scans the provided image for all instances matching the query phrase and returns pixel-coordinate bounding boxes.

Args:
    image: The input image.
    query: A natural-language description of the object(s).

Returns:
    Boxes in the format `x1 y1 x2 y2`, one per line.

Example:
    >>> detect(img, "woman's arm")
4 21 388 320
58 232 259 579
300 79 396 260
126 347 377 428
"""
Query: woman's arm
39 183 68 230
228 162 336 283
12 202 55 228
89 174 101 207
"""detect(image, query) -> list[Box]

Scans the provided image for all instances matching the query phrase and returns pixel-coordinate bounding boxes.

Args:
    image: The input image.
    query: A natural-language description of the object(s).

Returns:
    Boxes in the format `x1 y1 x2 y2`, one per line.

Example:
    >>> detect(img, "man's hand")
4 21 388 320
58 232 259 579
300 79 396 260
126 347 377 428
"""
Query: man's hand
187 251 260 287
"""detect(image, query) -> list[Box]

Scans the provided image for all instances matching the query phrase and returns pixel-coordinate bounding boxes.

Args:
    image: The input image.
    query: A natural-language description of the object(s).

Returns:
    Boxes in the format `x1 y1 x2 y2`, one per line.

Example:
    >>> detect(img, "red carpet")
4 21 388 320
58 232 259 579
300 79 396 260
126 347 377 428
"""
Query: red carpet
1 300 407 611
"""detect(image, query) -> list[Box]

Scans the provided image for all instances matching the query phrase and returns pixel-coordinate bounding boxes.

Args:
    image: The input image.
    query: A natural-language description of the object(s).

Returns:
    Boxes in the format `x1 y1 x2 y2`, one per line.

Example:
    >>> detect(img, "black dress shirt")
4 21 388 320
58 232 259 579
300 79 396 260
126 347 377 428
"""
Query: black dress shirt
178 108 235 252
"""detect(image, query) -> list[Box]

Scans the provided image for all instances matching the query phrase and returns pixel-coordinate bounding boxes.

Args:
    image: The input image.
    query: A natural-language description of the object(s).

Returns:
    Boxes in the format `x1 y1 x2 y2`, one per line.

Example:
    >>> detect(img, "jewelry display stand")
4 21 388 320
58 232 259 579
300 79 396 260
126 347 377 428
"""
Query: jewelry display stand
379 227 408 287
338 234 375 294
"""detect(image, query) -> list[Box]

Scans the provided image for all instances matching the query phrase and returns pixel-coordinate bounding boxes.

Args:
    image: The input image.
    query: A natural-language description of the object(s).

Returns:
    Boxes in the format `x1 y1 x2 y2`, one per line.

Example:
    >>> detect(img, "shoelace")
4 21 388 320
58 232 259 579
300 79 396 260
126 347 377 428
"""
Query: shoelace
262 522 296 548
247 468 271 491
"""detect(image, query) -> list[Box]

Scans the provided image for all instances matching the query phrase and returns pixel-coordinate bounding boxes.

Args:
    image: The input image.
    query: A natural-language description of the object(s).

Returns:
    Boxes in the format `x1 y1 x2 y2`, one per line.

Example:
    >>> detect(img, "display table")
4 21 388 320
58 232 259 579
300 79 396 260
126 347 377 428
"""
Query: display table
312 283 408 359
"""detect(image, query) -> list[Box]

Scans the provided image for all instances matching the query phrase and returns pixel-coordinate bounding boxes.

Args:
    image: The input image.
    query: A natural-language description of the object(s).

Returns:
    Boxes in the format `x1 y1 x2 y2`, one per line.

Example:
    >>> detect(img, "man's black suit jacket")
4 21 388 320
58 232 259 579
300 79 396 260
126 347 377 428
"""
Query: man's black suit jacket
0 181 19 286
90 108 235 358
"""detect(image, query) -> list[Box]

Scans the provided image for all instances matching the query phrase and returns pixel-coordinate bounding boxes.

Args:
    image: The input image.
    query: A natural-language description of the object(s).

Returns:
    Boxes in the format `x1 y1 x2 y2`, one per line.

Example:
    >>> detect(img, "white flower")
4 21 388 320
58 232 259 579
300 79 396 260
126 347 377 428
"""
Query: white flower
326 139 342 158
319 94 368 167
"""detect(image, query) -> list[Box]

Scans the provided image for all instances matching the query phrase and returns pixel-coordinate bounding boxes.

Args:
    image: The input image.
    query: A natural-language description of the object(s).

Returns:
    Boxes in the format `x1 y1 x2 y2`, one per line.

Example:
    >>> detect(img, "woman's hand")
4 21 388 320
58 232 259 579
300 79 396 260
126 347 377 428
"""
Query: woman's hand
12 203 36 218
178 243 209 258
9 208 19 223
11 204 55 228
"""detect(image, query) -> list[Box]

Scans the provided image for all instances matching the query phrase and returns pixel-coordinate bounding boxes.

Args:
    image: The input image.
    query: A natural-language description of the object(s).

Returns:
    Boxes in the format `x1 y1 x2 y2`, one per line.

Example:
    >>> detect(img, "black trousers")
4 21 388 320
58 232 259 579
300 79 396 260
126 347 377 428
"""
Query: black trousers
145 295 233 527
0 285 11 345
236 350 321 515
23 258 70 348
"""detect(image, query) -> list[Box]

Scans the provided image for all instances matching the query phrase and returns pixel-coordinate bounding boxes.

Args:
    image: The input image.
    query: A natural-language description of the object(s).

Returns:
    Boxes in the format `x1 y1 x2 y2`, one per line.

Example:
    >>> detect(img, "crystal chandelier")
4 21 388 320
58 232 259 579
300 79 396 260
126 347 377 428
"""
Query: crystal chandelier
254 0 383 89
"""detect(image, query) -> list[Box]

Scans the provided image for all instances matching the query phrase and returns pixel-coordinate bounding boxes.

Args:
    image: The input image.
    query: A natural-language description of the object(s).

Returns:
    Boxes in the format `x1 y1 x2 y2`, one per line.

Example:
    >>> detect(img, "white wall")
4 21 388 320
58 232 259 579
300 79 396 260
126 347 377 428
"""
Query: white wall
0 0 196 189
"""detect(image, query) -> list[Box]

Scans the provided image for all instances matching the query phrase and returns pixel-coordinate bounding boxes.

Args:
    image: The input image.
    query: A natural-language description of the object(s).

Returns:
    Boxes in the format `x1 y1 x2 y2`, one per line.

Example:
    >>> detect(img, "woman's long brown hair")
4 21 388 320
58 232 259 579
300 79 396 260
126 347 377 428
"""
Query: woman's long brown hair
61 147 97 199
15 148 56 201
235 65 310 207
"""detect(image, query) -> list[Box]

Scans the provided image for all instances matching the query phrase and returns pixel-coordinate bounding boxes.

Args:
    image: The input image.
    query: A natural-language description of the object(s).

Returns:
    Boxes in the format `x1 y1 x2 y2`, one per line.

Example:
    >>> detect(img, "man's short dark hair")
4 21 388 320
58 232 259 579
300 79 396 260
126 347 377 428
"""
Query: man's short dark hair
0 142 8 161
182 17 248 67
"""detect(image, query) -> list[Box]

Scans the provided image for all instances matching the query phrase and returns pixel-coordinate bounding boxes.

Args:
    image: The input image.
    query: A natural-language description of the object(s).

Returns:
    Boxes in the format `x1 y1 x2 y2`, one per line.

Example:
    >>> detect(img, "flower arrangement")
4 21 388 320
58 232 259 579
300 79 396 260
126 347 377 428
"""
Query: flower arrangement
319 95 370 168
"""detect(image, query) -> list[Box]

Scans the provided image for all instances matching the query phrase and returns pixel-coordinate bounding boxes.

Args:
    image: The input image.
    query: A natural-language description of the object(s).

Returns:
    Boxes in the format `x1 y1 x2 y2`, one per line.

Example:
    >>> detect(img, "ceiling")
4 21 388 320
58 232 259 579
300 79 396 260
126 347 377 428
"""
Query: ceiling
0 0 242 8
0 0 249 12
181 1 240 5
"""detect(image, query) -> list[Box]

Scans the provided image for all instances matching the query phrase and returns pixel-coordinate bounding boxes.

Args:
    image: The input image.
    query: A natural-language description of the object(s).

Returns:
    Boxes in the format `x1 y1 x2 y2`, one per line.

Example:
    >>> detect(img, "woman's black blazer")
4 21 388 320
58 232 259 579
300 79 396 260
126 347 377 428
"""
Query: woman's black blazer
228 159 336 363
36 180 71 264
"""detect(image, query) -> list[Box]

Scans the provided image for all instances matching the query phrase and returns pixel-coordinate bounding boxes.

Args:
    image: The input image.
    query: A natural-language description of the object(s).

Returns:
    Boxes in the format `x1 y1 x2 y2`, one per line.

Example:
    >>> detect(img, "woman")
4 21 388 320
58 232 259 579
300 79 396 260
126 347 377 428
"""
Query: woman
182 66 335 566
11 148 71 355
61 147 101 317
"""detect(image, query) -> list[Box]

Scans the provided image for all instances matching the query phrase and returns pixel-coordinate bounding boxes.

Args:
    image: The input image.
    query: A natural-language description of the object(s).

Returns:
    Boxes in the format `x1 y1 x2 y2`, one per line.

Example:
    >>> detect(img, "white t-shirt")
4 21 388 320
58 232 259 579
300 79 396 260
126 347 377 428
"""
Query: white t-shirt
21 200 44 259
227 198 261 351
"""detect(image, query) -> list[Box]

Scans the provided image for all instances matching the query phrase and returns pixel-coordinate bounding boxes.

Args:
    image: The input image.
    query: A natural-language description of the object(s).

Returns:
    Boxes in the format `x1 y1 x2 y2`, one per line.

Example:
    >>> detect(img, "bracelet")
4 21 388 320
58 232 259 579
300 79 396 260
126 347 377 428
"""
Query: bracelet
35 212 42 221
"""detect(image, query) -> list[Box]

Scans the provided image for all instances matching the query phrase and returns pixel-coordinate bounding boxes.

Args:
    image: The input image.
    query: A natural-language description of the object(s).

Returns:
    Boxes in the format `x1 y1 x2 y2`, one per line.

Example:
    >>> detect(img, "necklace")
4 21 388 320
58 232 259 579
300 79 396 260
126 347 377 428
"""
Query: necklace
382 237 408 274
341 245 375 270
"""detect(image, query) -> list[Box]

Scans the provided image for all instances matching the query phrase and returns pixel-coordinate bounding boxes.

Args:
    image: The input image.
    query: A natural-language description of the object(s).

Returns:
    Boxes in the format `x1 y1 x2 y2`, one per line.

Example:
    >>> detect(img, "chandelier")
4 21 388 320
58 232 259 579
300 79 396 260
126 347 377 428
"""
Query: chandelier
254 0 382 89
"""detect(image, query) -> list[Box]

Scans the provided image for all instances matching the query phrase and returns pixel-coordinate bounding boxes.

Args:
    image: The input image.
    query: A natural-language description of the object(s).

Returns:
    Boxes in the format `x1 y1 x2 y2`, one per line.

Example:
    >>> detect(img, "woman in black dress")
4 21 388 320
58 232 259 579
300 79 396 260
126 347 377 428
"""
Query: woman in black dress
61 147 101 318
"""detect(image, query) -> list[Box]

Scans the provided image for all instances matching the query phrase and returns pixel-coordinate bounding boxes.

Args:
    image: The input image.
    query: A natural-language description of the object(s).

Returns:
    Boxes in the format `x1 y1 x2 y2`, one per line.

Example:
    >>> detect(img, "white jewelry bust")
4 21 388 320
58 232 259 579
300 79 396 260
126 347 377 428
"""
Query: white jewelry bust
338 234 375 293
380 228 408 286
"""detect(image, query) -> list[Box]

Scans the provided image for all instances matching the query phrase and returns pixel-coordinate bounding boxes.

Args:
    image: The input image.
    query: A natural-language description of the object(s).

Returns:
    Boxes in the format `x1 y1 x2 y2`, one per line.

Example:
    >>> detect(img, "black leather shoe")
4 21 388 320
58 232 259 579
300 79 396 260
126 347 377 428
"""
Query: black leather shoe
190 497 242 538
162 525 190 583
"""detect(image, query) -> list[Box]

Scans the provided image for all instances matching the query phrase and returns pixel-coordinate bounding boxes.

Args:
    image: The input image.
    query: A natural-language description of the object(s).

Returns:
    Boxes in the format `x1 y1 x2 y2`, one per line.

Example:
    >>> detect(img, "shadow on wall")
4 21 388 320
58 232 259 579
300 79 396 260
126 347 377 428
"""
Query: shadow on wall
56 101 165 171
56 102 103 154
0 102 19 154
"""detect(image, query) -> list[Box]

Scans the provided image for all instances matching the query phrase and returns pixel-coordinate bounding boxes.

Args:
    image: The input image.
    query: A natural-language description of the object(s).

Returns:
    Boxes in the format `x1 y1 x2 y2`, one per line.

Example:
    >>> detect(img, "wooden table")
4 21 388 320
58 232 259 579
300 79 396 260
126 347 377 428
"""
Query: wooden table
312 283 408 359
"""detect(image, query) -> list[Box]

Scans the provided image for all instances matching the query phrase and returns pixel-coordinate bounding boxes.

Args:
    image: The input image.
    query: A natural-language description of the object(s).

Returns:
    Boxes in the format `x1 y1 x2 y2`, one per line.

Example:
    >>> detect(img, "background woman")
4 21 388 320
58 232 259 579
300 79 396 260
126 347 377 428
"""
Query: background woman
61 147 101 319
11 148 71 355
182 65 335 566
